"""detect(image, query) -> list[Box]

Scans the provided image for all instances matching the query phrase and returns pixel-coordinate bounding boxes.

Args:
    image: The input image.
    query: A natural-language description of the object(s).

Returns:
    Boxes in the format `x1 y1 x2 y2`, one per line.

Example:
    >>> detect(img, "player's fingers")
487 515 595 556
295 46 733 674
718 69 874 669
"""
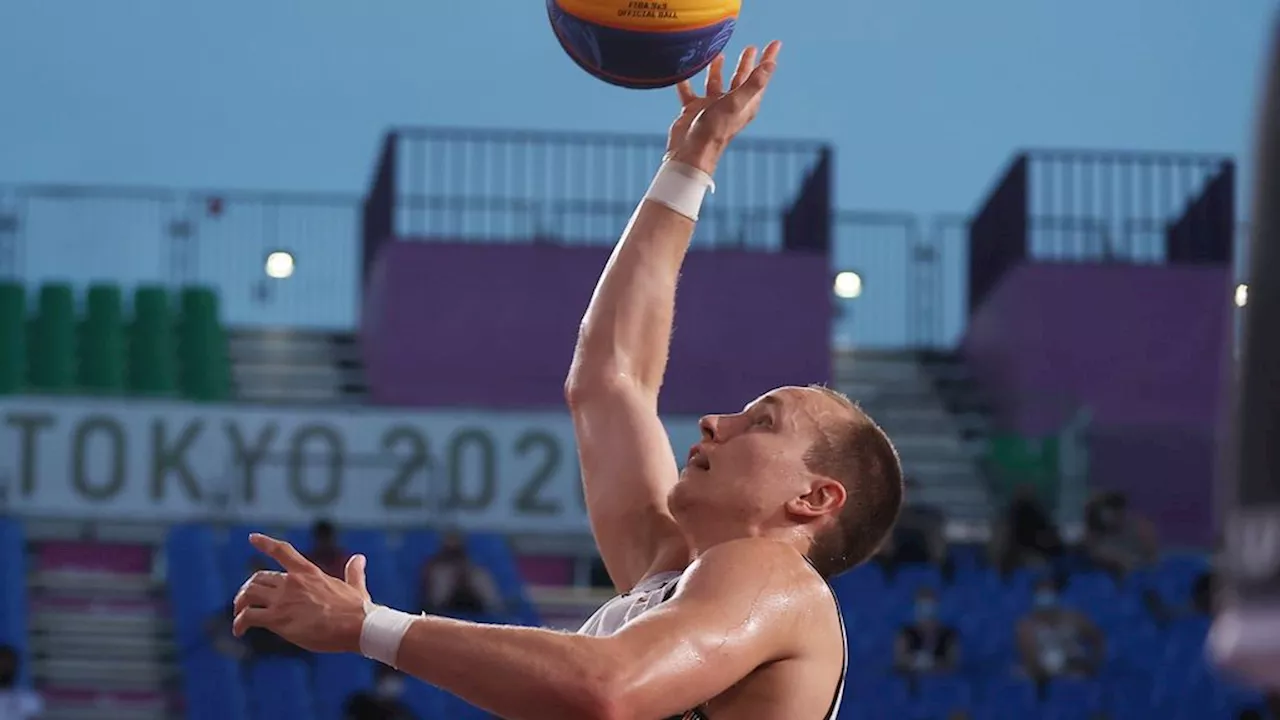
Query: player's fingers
250 533 316 575
232 607 272 637
730 46 757 90
676 79 697 106
344 554 370 597
246 570 285 589
760 39 782 66
704 54 725 96
734 57 778 103
233 582 275 615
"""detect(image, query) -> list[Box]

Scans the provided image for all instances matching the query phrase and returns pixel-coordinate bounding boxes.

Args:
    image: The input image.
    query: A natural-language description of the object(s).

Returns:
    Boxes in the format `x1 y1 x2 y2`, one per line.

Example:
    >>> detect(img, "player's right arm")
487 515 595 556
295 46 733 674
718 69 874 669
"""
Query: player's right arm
565 42 780 593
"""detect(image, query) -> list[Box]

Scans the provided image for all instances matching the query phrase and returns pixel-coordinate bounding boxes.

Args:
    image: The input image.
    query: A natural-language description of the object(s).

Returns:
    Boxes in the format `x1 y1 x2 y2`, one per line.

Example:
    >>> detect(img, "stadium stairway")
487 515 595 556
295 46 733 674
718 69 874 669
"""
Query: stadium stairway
227 329 367 404
24 524 178 720
833 350 992 531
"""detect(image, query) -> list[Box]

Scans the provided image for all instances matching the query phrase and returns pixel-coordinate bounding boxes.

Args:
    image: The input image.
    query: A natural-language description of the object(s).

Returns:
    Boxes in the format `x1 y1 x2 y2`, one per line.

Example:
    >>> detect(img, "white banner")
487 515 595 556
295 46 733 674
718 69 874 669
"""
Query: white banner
0 397 700 534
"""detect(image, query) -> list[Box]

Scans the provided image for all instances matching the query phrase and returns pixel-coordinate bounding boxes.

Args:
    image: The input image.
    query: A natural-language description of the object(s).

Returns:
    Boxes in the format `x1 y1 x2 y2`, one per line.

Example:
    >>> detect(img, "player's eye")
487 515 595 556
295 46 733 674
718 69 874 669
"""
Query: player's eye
753 415 773 429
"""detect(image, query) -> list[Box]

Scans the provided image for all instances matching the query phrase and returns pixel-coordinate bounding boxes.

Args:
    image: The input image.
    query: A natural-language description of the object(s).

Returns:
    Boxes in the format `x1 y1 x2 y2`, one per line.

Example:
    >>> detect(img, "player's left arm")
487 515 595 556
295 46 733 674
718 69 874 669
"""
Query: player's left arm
234 535 815 720
392 539 812 720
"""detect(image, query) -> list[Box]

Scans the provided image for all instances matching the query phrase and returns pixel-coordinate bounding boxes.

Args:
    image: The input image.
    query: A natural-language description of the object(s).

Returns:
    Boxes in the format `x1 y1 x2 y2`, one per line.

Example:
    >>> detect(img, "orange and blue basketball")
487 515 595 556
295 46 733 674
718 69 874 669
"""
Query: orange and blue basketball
547 0 741 90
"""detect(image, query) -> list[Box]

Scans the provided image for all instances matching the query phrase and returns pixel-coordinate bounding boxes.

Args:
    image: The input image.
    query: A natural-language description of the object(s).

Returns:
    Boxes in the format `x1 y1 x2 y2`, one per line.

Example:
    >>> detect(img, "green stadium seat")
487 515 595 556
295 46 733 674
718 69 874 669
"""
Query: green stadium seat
177 286 231 401
79 284 127 394
129 286 178 396
0 282 26 394
28 283 77 392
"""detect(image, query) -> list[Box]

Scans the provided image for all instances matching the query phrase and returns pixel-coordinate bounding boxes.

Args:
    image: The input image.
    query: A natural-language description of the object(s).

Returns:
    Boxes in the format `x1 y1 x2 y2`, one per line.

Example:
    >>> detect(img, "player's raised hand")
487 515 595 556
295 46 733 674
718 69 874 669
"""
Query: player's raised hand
667 40 781 173
232 533 370 654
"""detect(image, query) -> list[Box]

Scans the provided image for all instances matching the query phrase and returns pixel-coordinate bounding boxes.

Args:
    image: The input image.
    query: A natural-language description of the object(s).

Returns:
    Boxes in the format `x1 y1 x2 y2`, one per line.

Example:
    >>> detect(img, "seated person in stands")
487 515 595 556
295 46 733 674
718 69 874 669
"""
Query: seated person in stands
418 531 505 617
307 519 351 579
208 557 306 662
993 484 1064 576
1016 577 1106 682
343 664 417 720
894 588 960 674
1083 491 1157 578
0 644 43 720
881 485 950 576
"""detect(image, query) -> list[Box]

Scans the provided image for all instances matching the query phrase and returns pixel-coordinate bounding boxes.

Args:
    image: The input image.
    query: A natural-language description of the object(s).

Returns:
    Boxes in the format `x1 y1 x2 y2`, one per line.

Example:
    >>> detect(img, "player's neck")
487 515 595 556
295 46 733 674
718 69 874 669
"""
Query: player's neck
682 521 810 560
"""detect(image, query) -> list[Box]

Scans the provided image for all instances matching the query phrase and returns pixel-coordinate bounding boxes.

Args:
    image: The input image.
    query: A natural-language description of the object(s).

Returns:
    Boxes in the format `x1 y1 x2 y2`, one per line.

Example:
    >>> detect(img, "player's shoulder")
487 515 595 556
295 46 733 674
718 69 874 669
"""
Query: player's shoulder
683 538 829 601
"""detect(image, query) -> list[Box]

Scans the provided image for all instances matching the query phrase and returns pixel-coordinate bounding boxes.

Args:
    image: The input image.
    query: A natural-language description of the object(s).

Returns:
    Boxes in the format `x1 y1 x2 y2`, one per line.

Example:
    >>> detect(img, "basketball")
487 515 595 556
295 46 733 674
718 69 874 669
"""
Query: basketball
547 0 741 90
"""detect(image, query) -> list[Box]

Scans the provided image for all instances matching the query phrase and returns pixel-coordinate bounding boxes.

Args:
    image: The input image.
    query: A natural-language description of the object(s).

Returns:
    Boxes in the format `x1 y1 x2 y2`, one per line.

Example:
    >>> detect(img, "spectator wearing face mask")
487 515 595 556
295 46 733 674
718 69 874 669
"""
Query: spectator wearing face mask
419 531 506 618
894 588 960 675
0 645 42 720
343 665 417 720
1016 578 1106 683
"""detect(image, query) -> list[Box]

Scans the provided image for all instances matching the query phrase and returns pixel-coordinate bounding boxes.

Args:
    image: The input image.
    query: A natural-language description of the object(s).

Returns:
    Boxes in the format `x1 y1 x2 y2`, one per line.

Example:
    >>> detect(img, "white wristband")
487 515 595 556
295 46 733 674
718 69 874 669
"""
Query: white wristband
643 159 715 221
359 601 418 667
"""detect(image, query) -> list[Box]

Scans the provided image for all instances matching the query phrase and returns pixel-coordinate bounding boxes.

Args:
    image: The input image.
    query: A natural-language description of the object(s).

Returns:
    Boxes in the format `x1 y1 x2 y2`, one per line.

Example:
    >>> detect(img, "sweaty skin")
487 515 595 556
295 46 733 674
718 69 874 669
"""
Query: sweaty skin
232 40 847 720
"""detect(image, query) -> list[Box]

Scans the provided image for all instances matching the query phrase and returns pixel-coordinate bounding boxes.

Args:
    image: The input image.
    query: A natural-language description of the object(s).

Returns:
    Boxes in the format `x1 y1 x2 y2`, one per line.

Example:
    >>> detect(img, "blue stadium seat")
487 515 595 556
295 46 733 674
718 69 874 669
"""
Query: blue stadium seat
1148 554 1210 606
246 656 316 720
312 654 376 720
831 562 885 598
891 564 944 595
340 528 410 611
465 532 540 625
439 690 494 720
0 519 31 687
223 523 272 593
167 524 248 720
912 674 971 717
1043 676 1103 716
398 528 443 593
402 678 446 719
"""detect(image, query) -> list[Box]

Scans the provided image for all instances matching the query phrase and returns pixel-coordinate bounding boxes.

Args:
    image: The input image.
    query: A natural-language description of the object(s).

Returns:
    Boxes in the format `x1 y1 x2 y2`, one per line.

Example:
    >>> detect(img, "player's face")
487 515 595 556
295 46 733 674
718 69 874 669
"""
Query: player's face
671 386 848 520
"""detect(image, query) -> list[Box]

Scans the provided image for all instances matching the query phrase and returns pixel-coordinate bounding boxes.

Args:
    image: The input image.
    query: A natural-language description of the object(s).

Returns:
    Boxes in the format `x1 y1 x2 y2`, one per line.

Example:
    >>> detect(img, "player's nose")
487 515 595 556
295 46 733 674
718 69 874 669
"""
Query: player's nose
699 414 720 442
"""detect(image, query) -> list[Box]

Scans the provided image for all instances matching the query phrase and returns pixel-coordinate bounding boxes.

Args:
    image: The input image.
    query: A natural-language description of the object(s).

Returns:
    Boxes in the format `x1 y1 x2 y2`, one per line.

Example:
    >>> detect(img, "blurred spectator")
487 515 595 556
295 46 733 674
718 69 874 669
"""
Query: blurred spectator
419 531 505 617
894 588 960 674
207 558 305 663
992 484 1064 576
1083 492 1157 577
343 665 417 720
1016 578 1105 682
0 645 42 720
883 491 950 575
308 519 351 578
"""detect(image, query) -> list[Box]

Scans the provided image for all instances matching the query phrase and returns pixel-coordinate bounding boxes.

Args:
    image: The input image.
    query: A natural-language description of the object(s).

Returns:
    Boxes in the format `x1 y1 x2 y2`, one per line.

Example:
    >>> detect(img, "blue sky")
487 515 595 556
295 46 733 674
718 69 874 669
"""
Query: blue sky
0 0 1271 340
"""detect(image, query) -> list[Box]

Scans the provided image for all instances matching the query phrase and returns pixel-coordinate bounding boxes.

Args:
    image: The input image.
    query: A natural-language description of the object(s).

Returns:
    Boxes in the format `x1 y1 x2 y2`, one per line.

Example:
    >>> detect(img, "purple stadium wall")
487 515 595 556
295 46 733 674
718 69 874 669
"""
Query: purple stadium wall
361 240 831 415
963 263 1234 546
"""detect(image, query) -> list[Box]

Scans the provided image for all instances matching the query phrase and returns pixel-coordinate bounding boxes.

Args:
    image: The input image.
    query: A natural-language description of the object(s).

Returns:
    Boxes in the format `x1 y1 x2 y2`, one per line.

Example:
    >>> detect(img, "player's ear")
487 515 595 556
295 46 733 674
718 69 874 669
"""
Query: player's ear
786 477 846 518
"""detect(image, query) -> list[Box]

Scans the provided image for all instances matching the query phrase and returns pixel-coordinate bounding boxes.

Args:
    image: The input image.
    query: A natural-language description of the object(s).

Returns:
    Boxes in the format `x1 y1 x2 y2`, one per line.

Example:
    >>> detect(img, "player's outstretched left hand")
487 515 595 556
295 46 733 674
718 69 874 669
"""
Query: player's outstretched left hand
666 40 781 174
232 533 371 654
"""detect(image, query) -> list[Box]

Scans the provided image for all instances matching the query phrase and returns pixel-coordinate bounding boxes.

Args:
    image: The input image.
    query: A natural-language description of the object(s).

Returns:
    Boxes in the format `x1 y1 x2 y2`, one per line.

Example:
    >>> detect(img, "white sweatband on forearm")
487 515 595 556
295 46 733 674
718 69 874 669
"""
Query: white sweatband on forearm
360 601 418 667
643 159 716 221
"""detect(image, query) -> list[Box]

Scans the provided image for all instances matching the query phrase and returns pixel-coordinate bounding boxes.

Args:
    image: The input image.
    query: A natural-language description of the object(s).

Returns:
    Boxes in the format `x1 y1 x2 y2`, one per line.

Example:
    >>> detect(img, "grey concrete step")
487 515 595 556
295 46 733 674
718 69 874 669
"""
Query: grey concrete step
32 656 174 691
35 628 173 662
43 706 172 720
29 571 157 597
32 610 172 637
